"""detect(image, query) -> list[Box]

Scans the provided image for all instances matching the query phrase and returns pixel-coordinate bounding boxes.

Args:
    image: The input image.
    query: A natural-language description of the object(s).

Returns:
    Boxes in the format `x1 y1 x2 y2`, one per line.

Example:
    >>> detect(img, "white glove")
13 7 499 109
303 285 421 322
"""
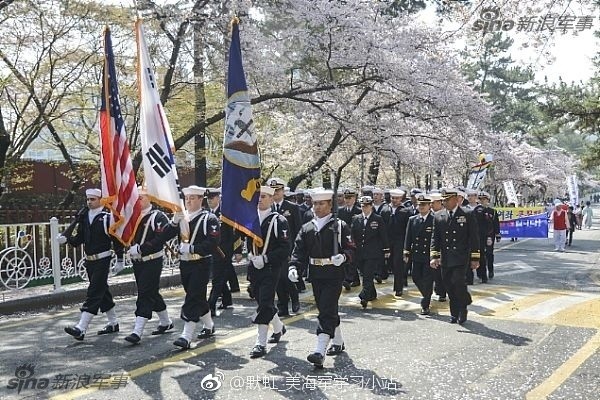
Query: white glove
179 242 192 254
250 254 265 269
56 235 67 245
288 268 299 282
172 211 185 224
331 254 346 267
111 260 125 275
128 244 141 260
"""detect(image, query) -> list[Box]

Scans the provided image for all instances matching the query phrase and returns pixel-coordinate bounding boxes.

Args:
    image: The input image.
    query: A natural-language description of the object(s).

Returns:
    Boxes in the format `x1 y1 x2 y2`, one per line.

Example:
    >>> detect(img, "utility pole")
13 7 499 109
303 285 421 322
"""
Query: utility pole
192 9 207 186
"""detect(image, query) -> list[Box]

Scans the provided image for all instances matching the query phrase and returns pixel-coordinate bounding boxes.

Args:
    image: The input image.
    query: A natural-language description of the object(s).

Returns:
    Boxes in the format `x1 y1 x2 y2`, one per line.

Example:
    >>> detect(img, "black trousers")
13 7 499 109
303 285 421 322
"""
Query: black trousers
226 261 240 292
433 266 446 298
466 249 487 283
132 258 167 319
253 266 281 324
391 243 406 293
81 258 114 315
208 258 233 310
312 277 343 338
485 245 495 276
566 229 574 245
276 269 299 313
358 257 378 301
442 265 472 318
180 259 211 322
343 261 360 285
411 260 434 308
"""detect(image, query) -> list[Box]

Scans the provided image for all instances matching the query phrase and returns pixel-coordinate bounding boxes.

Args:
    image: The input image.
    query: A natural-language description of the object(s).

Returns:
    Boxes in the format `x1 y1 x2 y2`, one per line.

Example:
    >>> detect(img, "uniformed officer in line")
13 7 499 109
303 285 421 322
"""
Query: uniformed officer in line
479 191 501 279
206 188 237 316
430 188 480 325
465 189 491 284
152 186 220 349
298 189 312 216
288 189 355 368
388 188 410 297
295 190 306 208
124 187 174 344
268 177 302 314
60 188 124 340
248 186 290 358
429 191 446 302
372 187 393 282
338 188 363 290
351 196 390 309
403 194 435 315
404 188 422 279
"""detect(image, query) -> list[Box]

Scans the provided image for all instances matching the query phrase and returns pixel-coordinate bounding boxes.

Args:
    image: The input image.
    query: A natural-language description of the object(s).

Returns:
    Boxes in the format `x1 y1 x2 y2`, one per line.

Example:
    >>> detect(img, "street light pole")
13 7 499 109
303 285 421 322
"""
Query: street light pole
192 10 207 187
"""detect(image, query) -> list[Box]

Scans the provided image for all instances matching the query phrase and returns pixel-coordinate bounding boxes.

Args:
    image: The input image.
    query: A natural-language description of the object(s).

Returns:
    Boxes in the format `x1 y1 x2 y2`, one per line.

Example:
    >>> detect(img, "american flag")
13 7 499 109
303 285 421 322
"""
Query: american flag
99 27 141 245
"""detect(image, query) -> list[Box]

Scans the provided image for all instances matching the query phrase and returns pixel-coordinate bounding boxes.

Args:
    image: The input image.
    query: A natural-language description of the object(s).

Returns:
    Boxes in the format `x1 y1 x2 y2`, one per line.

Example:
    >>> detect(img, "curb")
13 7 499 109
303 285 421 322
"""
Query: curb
0 274 183 316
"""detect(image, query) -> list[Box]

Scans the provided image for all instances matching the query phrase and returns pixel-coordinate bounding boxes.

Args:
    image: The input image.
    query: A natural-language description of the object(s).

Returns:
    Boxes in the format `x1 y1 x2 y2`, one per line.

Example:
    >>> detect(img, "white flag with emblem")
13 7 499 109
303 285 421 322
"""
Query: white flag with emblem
503 180 519 206
136 19 189 238
136 20 184 212
566 175 579 206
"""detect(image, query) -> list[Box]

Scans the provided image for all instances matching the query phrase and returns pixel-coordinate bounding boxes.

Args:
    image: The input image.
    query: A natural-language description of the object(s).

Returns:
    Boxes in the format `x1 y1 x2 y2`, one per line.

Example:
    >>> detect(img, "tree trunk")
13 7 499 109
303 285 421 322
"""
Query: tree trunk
366 152 380 185
394 159 402 187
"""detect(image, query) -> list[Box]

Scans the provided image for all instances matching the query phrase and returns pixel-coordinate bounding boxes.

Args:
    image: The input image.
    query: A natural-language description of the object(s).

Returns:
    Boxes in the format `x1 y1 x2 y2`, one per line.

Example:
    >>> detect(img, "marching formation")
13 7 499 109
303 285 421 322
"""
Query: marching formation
57 179 502 369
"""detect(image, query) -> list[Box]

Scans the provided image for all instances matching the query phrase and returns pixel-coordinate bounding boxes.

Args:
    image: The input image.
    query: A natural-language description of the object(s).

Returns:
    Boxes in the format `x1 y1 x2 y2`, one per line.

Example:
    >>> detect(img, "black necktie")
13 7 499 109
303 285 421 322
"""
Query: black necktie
276 204 281 213
449 211 453 220
420 216 424 223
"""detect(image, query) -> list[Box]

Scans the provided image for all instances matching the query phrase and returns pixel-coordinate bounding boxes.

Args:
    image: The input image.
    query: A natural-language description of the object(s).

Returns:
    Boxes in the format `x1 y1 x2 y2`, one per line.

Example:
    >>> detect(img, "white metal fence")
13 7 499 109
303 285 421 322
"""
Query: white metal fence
0 217 180 292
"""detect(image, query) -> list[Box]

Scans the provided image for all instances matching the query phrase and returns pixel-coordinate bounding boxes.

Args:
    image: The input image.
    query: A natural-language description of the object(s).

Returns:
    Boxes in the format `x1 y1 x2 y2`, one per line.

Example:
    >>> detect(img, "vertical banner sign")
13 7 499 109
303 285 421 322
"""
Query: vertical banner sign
467 153 493 190
99 26 142 245
503 180 519 206
566 175 579 206
220 19 263 247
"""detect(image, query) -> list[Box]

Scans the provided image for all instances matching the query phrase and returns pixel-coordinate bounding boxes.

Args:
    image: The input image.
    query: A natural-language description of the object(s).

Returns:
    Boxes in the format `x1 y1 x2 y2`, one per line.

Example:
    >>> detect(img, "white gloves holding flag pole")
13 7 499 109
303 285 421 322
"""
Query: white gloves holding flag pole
331 254 346 266
288 267 299 282
249 253 266 270
111 259 125 276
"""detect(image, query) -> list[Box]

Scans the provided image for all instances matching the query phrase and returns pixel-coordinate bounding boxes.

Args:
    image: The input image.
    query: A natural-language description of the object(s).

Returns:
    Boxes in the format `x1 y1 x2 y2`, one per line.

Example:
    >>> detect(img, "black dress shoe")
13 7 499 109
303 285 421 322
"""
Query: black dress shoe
420 308 430 315
277 310 291 318
449 316 458 324
173 337 191 349
326 343 345 356
438 296 447 302
197 327 215 339
350 281 361 287
230 288 241 293
394 291 403 298
342 281 351 291
268 326 286 343
151 322 174 335
292 301 300 313
64 326 85 341
481 279 488 284
489 271 494 279
360 299 368 309
458 310 468 325
250 345 267 358
124 333 141 344
97 324 119 335
375 276 383 284
403 280 408 287
307 352 325 368
218 303 232 310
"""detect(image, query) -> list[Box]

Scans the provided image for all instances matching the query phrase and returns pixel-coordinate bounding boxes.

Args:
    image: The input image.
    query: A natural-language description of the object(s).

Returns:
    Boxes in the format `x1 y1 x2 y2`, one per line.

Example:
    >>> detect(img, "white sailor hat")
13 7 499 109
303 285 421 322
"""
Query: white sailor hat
206 187 221 197
261 186 275 196
410 188 423 197
182 185 206 196
466 188 478 196
554 199 562 206
311 189 334 202
478 191 490 199
267 177 285 189
389 188 406 197
361 185 375 194
429 192 443 201
85 188 102 198
372 187 384 195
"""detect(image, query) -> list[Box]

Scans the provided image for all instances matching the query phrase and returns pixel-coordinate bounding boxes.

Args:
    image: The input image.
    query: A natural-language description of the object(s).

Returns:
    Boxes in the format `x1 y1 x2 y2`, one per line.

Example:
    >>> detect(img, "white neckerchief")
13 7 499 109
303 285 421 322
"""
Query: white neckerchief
314 213 332 232
140 205 153 218
258 208 272 225
88 207 103 224
188 208 203 221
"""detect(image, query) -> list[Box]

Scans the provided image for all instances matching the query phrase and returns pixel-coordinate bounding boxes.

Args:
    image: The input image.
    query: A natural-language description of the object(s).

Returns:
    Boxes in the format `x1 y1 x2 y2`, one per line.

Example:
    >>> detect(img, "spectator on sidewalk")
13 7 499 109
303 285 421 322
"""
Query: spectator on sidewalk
582 201 594 229
550 199 570 252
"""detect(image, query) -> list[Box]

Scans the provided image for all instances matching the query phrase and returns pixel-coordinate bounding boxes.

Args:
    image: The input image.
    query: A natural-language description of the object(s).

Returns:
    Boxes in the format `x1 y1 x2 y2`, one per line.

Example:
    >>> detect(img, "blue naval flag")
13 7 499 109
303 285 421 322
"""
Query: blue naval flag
221 19 263 247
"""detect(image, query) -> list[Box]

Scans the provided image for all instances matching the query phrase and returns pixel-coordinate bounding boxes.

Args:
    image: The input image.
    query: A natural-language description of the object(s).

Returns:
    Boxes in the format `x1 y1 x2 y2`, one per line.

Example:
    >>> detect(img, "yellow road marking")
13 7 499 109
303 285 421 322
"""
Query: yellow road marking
479 290 556 317
543 298 600 329
50 310 315 400
526 330 600 400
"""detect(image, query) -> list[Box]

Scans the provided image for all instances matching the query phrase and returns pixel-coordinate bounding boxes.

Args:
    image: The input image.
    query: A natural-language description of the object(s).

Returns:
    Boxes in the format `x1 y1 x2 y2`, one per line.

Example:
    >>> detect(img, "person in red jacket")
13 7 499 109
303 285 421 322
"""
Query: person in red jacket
550 199 570 252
